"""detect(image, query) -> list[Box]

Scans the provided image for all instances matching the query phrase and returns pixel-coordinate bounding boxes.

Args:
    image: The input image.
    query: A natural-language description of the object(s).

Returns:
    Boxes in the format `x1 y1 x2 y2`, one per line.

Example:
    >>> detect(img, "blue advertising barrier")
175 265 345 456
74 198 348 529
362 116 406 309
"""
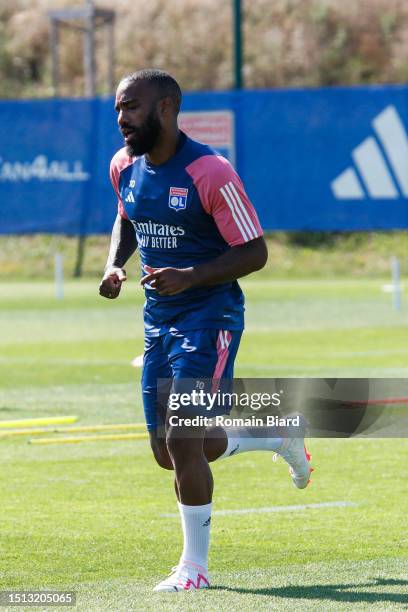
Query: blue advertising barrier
1 84 408 234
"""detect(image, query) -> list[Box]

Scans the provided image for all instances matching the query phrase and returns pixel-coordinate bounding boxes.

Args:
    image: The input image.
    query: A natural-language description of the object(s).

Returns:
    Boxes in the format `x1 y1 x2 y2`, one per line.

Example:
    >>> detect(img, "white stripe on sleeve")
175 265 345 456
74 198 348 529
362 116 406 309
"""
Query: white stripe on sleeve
228 181 259 238
224 183 255 240
220 186 249 241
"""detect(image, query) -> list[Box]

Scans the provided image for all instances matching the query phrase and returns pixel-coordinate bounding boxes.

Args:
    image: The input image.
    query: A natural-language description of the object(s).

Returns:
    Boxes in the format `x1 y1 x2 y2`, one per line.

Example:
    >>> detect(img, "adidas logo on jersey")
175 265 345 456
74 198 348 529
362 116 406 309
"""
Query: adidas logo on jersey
125 191 135 203
331 105 408 200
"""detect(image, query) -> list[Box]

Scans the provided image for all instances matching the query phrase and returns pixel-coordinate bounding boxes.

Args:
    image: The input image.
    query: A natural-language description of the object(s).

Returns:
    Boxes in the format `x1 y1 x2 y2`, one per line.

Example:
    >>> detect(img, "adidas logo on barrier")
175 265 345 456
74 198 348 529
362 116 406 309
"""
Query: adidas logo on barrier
331 105 408 200
125 191 135 203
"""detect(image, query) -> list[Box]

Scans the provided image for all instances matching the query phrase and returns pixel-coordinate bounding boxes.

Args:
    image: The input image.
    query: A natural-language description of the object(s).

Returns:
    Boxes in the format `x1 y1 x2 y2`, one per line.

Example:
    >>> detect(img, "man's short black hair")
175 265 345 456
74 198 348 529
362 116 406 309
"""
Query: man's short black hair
121 69 182 114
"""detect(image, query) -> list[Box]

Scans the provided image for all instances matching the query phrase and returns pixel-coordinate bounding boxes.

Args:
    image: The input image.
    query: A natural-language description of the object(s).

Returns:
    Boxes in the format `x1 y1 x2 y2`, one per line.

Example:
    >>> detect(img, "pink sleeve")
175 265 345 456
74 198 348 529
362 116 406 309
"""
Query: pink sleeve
109 148 134 220
186 155 263 246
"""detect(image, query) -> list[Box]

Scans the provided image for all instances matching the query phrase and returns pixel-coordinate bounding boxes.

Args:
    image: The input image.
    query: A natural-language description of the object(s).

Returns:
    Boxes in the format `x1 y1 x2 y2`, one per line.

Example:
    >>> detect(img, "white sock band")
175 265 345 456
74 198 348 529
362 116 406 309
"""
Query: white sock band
177 502 212 570
218 430 282 460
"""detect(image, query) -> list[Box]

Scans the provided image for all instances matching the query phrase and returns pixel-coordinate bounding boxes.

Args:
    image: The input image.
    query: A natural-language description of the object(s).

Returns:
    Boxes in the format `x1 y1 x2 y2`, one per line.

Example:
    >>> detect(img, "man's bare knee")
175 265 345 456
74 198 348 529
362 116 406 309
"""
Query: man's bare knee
166 429 204 465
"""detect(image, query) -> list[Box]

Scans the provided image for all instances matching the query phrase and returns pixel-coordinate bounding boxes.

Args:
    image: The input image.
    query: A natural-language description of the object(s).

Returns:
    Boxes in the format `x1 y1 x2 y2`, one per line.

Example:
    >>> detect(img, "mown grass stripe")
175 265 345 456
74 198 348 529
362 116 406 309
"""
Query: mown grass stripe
161 501 358 518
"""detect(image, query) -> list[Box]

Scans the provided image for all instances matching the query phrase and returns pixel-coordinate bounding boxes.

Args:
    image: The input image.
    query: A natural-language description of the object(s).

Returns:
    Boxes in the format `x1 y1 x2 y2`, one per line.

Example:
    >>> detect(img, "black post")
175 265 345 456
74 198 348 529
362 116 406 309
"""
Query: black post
73 235 86 278
48 1 116 278
50 18 60 96
74 0 95 277
233 0 243 89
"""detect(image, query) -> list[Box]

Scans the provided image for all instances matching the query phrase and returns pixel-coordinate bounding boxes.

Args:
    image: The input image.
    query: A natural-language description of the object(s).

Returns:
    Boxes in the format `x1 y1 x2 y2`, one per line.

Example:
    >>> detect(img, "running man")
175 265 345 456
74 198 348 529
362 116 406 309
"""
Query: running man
100 69 312 592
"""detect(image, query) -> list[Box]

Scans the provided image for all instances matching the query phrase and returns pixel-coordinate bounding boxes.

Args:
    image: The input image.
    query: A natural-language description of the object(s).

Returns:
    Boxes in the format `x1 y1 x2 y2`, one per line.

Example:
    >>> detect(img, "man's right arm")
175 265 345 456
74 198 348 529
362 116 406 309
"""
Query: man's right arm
99 214 137 299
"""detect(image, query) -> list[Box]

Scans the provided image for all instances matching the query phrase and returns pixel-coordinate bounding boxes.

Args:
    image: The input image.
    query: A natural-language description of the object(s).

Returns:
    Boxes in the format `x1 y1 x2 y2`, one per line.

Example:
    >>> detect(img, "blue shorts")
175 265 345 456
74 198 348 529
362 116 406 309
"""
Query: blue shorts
142 328 242 431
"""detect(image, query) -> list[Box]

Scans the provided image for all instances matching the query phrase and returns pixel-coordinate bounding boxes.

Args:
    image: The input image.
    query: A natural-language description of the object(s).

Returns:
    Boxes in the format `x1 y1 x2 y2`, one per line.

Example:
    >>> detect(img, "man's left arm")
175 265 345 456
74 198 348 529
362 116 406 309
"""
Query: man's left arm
141 156 267 295
141 237 267 295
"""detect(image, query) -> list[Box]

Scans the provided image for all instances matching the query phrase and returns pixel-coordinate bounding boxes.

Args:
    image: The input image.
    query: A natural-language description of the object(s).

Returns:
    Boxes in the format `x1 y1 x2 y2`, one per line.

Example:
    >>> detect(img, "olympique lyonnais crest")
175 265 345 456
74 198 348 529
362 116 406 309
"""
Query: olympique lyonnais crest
168 187 188 211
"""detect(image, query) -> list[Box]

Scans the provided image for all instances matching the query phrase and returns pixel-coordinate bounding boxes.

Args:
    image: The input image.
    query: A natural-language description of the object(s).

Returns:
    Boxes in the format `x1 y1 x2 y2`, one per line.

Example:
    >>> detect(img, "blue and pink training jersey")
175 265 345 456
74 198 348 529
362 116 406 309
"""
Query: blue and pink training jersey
110 132 263 337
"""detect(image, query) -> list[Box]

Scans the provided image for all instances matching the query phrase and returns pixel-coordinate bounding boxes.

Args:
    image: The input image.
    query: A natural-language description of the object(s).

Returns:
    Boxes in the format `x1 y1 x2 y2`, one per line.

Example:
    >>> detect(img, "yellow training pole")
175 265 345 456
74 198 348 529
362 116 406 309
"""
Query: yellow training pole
0 428 53 438
52 423 146 433
29 432 149 445
0 423 146 438
0 416 78 429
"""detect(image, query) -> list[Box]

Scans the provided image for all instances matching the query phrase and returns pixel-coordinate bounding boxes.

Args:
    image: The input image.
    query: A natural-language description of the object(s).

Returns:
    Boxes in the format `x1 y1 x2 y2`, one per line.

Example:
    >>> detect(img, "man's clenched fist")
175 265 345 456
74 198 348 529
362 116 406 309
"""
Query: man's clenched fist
140 265 195 296
99 266 127 299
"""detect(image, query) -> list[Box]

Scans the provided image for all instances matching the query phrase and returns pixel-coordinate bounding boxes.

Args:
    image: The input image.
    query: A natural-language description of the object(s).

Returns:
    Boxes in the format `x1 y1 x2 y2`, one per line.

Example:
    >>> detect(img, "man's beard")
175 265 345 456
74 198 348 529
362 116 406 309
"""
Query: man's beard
125 108 162 157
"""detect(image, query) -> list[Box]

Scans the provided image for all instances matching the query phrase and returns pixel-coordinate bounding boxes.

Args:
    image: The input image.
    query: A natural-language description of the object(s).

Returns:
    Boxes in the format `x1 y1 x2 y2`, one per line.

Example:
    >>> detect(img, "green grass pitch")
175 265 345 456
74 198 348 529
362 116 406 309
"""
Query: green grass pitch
1 278 408 610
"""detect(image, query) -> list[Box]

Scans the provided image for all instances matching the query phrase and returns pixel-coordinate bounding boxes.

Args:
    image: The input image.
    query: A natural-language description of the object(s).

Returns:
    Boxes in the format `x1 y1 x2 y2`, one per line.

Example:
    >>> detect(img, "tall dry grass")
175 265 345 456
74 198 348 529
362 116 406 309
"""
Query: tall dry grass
1 0 408 97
